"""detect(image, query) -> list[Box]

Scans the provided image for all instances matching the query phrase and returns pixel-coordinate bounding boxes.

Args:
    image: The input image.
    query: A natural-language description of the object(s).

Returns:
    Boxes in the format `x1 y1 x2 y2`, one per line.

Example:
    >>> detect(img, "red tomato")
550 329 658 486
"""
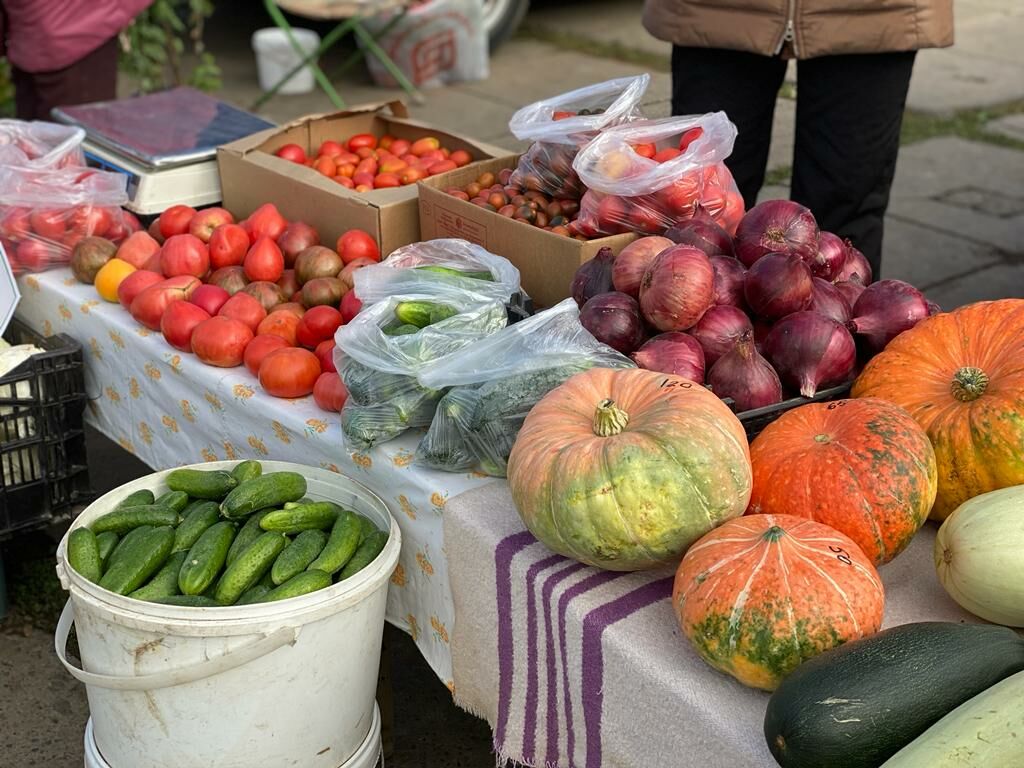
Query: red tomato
189 283 230 316
312 155 337 177
410 137 440 156
378 135 395 150
631 143 656 159
245 203 287 243
209 223 250 270
335 152 360 166
427 160 457 176
352 172 375 188
373 173 401 189
161 234 210 278
259 348 321 398
117 269 164 310
318 140 344 157
399 166 427 185
313 372 348 412
188 207 234 242
256 310 301 346
449 149 472 167
161 301 211 353
335 176 355 189
28 209 67 239
678 127 704 153
340 290 362 323
653 147 682 164
218 292 267 332
191 316 253 367
552 110 576 120
347 133 378 152
243 236 285 283
275 144 307 164
388 139 410 157
314 339 337 373
336 229 380 264
157 205 197 239
69 205 113 237
295 305 343 348
244 334 290 376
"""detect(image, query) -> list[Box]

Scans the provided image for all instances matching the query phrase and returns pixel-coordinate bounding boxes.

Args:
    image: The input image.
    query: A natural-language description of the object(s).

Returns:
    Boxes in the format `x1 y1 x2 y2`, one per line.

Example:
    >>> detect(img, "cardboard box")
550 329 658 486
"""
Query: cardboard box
218 101 511 257
418 157 637 309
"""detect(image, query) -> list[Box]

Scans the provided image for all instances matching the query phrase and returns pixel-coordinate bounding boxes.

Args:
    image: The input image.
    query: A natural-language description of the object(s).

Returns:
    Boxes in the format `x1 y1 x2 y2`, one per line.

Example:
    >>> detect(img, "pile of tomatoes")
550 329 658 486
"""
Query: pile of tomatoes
272 132 474 191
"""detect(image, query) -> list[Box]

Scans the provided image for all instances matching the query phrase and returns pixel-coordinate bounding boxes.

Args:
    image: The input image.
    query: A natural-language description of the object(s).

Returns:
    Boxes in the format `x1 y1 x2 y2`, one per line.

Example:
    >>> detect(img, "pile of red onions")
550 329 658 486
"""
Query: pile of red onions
847 279 930 354
579 291 646 354
571 246 615 307
707 330 783 412
709 256 747 309
812 232 848 280
764 312 857 397
833 241 873 285
734 200 820 267
809 277 853 323
611 236 673 298
665 215 734 258
631 332 705 382
691 305 753 367
638 245 715 332
744 252 813 320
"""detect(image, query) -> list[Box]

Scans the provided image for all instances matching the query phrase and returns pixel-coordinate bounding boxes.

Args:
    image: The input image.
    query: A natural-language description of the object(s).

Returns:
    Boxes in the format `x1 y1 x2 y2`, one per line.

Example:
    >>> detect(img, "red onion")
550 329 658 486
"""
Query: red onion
847 279 930 354
743 252 813 320
809 277 853 323
812 232 848 280
690 305 753 367
631 332 705 382
764 311 857 397
709 256 747 309
734 200 820 267
833 280 866 307
571 246 615 307
708 330 783 412
665 218 734 258
927 299 942 316
752 317 772 353
611 236 673 298
833 240 873 285
580 291 646 354
638 245 715 332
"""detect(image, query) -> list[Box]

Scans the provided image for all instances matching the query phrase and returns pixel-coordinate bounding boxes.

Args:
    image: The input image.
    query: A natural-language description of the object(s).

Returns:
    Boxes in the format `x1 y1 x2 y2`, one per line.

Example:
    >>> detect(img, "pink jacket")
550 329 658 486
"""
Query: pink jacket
1 0 151 73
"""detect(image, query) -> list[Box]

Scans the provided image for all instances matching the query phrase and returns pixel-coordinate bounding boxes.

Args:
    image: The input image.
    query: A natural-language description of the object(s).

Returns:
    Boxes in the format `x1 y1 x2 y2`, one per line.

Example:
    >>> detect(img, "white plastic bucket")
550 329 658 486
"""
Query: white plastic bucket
252 27 321 94
56 461 400 768
84 707 385 768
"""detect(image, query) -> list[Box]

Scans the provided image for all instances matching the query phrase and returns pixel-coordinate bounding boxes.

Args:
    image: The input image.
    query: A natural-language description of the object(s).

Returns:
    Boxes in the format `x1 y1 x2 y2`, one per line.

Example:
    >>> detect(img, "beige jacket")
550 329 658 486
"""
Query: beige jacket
642 0 954 59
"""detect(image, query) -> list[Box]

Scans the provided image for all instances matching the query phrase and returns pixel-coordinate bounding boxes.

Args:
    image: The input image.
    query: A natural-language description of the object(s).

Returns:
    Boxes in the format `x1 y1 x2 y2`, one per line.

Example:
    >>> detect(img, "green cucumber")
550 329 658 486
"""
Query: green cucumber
260 502 339 533
226 509 273 566
259 569 276 588
178 521 235 595
106 525 152 569
764 622 1024 768
98 526 175 595
394 300 455 328
271 530 328 585
96 531 119 567
307 509 361 575
172 501 221 553
166 469 238 500
338 531 388 581
357 515 378 542
114 489 155 510
91 505 179 534
236 584 272 605
231 460 263 484
154 490 190 513
67 528 102 583
151 594 219 607
283 498 314 509
215 531 288 605
257 570 331 603
220 472 307 519
383 323 421 337
129 551 188 600
414 265 494 281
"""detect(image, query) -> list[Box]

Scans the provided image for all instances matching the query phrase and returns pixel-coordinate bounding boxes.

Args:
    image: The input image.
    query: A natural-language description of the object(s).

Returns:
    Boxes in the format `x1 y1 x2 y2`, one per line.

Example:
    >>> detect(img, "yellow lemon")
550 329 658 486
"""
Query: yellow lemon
94 258 137 302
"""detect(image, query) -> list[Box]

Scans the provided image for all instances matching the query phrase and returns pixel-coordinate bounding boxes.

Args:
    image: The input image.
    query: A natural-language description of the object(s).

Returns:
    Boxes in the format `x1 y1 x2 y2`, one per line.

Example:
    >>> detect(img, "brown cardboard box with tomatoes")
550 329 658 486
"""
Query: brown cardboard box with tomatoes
217 100 512 260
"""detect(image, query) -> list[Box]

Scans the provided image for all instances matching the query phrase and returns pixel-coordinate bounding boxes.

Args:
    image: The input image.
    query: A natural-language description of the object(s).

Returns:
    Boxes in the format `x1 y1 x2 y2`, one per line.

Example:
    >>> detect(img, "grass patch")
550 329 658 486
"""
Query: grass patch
902 100 1024 150
764 165 792 187
518 22 671 72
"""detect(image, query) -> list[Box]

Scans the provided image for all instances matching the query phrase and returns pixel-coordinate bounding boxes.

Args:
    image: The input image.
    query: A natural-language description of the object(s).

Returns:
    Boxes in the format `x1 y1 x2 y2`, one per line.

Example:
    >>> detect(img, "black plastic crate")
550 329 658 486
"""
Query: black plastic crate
0 319 92 539
723 382 854 440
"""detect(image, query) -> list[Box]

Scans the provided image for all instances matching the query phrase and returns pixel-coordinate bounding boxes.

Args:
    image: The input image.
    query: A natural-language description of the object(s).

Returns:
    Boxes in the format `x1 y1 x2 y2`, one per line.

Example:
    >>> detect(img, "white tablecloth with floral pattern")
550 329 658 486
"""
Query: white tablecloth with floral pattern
14 267 497 689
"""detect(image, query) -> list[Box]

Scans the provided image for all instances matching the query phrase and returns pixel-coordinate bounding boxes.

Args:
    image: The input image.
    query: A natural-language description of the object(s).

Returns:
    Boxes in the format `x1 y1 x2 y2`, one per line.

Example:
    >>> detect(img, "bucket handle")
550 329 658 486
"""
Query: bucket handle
54 601 298 691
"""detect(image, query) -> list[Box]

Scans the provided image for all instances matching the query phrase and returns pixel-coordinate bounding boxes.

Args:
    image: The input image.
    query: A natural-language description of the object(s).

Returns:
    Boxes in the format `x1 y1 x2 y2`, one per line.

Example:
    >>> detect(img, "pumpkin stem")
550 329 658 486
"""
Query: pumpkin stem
593 398 629 437
950 366 989 402
762 525 786 542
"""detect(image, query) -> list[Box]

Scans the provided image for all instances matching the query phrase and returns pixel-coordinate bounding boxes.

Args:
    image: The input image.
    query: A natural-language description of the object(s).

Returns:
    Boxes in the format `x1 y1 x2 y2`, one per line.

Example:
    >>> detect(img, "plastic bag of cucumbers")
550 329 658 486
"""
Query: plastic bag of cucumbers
333 282 509 450
353 238 521 305
415 299 635 476
65 461 389 607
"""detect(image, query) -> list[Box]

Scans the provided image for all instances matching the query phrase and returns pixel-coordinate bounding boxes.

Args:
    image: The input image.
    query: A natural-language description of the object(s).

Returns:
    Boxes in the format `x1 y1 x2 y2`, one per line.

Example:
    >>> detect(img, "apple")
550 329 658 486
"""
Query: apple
188 207 235 243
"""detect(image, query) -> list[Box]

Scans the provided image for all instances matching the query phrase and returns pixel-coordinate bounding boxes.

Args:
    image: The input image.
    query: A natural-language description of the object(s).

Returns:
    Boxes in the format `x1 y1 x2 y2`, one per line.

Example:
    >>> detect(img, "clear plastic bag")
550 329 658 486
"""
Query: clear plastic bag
0 120 86 170
416 299 635 476
353 238 521 305
333 283 508 450
507 75 651 200
570 113 745 237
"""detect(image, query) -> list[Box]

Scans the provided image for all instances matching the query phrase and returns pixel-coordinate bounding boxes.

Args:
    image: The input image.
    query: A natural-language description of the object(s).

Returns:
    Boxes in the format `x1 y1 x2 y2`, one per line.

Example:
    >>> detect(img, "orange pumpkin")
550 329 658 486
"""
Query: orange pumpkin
507 367 752 571
674 514 885 691
746 398 937 565
852 299 1024 520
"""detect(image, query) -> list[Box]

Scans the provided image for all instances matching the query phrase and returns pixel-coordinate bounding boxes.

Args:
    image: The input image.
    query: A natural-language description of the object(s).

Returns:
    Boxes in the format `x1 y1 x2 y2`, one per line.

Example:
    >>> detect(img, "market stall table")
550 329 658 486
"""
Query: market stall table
445 482 977 768
14 267 497 686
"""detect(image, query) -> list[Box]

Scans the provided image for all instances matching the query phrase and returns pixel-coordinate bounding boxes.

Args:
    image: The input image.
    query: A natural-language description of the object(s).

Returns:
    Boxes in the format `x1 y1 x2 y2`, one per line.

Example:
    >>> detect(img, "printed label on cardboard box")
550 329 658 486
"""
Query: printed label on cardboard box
433 202 488 246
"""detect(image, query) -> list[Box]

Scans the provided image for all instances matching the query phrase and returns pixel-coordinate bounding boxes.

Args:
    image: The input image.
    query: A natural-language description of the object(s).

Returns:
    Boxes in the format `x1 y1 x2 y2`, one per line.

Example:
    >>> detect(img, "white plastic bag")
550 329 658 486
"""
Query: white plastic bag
361 0 488 89
354 238 521 305
416 299 635 476
0 120 86 170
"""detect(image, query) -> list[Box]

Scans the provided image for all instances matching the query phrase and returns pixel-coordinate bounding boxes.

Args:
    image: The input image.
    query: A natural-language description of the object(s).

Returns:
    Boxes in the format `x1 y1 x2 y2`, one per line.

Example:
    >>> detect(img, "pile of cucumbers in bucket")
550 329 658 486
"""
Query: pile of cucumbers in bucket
66 461 388 607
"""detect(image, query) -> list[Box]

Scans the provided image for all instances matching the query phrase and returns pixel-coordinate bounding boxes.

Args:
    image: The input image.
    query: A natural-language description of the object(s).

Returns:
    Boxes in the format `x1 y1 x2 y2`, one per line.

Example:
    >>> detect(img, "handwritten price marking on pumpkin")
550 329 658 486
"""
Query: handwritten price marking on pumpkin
828 544 854 565
659 378 695 390
826 400 849 410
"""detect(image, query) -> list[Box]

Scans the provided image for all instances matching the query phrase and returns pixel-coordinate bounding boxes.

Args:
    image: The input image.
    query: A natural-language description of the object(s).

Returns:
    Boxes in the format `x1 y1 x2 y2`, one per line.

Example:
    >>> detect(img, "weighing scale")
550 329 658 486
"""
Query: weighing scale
51 87 275 216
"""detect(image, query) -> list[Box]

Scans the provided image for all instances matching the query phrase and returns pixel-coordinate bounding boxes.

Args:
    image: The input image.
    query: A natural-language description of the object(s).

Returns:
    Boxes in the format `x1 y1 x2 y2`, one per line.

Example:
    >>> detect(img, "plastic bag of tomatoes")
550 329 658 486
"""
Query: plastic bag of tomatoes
507 75 651 200
0 164 131 275
0 119 86 171
333 282 509 450
570 112 745 238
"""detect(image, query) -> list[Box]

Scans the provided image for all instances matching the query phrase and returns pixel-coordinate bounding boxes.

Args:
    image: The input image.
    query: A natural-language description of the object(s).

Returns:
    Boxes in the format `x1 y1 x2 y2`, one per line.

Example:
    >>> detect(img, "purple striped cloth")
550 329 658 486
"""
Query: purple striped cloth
444 482 976 768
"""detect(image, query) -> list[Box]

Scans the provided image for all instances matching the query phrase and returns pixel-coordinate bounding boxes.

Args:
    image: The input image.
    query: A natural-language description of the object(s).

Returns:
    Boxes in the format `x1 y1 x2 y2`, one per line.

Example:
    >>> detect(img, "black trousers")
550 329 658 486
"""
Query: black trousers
671 47 916 276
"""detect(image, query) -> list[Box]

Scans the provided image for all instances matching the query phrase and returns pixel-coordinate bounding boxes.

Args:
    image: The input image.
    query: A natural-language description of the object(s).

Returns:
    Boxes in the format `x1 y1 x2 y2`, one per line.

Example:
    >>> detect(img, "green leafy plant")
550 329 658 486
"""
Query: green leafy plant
0 58 15 117
120 0 221 93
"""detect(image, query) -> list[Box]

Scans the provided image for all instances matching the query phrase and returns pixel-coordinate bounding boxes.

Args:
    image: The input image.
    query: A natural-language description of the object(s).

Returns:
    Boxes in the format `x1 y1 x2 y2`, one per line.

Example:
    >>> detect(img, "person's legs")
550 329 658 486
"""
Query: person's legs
791 51 916 276
671 46 787 209
11 35 120 120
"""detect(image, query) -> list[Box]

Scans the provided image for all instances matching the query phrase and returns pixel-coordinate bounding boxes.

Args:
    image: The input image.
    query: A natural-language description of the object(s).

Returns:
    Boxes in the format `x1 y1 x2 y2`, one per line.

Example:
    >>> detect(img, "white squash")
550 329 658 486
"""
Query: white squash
934 484 1024 627
881 669 1024 767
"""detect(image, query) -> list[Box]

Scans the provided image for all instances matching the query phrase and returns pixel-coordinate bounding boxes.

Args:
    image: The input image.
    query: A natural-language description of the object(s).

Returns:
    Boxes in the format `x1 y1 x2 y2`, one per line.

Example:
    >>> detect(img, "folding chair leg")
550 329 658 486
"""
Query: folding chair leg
352 21 425 105
334 11 406 79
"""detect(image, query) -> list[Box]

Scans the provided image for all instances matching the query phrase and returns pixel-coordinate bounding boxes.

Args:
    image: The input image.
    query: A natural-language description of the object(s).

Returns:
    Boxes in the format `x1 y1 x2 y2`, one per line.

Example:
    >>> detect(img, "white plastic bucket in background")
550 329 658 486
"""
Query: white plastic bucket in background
57 461 400 768
252 27 320 94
